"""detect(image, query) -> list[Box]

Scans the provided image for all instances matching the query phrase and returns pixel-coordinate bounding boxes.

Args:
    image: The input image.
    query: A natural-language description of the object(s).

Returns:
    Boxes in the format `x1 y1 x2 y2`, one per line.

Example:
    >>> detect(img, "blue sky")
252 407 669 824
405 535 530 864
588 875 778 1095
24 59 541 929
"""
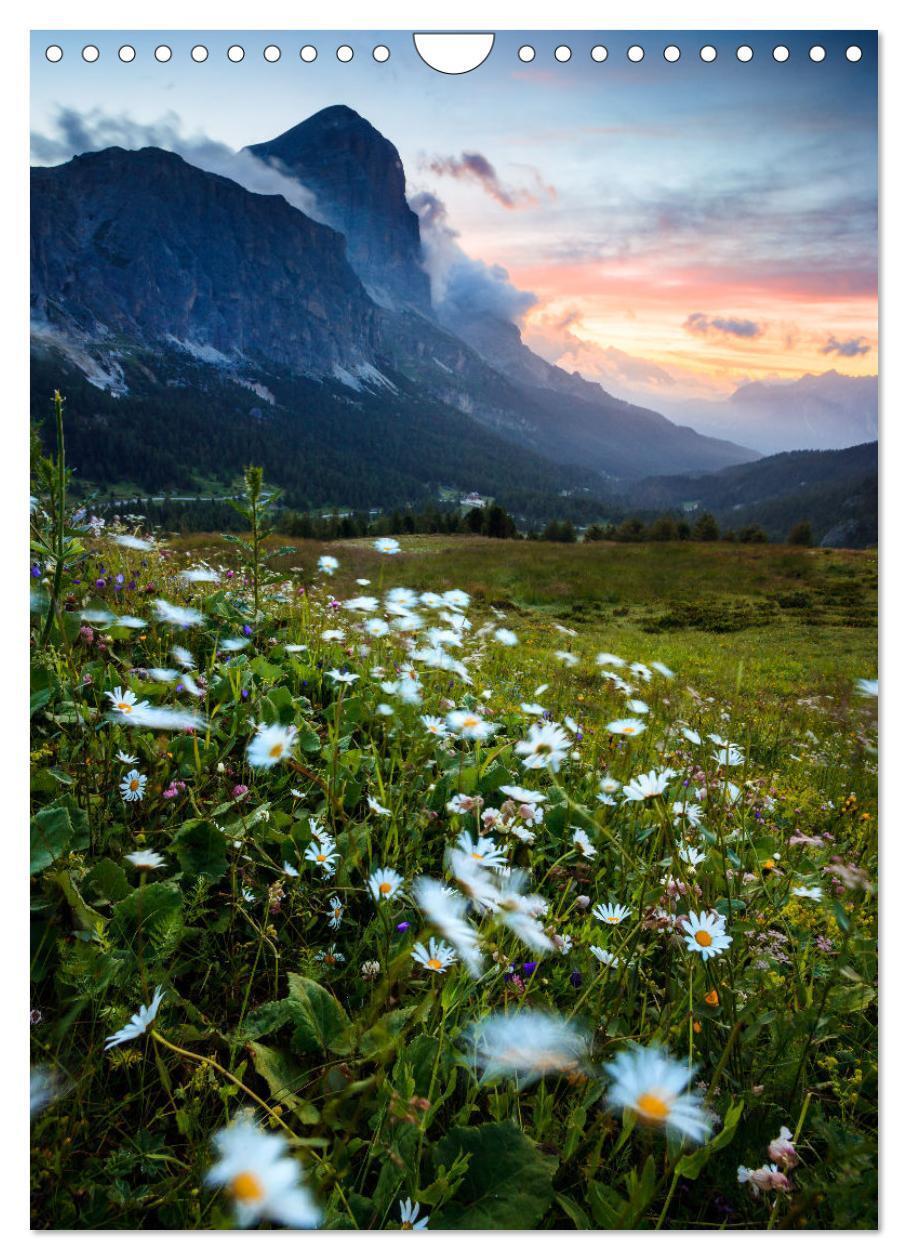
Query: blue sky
31 30 877 402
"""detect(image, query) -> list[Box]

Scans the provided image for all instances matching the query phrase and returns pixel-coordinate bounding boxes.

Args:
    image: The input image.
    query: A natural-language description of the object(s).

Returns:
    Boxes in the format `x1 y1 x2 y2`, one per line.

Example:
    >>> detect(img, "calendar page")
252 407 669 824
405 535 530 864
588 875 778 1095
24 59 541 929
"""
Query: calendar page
29 31 878 1231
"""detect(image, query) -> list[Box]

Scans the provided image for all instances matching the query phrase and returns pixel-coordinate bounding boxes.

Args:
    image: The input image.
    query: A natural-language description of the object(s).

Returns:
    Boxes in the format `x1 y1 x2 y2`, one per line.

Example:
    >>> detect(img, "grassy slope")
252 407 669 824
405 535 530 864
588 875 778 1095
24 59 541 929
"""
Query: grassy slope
173 535 877 700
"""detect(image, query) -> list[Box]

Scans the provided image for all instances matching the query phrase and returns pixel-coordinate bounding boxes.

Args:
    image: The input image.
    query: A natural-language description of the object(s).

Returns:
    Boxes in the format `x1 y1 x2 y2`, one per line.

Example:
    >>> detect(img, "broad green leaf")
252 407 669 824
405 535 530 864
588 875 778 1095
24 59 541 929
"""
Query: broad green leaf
30 798 89 874
286 973 353 1056
432 1121 557 1229
247 1042 319 1123
112 882 183 946
83 858 130 903
169 818 227 881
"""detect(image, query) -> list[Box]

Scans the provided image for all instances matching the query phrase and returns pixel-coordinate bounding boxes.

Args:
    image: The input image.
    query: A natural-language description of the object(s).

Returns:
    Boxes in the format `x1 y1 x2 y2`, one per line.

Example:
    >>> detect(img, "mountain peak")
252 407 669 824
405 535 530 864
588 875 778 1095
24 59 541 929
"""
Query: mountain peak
248 107 431 312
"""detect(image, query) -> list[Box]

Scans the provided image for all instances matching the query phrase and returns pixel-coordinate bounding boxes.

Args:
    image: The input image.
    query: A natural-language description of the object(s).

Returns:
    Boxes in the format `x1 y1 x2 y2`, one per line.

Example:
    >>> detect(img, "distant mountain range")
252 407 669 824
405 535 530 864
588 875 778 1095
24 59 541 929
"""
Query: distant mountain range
30 104 758 509
627 442 878 546
662 371 877 455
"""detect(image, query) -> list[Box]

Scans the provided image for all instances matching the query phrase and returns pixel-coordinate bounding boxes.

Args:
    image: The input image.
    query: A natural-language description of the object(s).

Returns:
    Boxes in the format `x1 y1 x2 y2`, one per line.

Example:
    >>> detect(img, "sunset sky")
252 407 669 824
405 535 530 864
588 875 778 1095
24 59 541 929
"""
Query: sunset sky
31 29 877 406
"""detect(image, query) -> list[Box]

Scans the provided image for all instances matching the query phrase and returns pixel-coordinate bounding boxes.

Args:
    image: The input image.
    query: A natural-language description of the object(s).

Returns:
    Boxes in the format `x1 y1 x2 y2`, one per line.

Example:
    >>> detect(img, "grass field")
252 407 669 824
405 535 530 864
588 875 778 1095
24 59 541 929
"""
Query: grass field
30 518 878 1230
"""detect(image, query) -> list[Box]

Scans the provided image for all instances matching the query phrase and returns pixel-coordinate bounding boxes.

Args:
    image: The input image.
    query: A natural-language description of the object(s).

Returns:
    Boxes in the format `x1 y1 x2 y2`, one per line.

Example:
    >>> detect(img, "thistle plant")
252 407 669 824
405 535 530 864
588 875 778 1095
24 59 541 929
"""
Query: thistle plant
30 391 85 647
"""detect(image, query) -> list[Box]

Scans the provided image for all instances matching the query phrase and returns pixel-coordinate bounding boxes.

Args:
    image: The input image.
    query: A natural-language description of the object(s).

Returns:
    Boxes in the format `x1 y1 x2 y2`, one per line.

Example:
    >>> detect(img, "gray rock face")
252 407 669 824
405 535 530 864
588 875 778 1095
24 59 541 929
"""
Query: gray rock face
31 146 379 374
248 105 432 313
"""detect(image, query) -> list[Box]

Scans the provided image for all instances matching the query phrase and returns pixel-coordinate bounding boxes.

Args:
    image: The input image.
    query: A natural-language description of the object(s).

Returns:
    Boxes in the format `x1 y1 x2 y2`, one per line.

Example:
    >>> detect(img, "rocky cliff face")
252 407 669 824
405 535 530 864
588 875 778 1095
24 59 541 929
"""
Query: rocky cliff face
31 146 380 374
248 105 432 313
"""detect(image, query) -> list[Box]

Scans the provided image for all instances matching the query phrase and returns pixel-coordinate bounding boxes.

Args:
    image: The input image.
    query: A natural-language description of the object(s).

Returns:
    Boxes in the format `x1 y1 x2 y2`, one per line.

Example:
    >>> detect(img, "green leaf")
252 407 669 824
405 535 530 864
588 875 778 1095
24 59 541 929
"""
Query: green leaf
247 1042 320 1124
45 870 106 934
83 858 130 903
112 883 183 946
286 973 353 1056
30 798 90 874
587 1181 629 1228
432 1121 557 1229
169 818 227 881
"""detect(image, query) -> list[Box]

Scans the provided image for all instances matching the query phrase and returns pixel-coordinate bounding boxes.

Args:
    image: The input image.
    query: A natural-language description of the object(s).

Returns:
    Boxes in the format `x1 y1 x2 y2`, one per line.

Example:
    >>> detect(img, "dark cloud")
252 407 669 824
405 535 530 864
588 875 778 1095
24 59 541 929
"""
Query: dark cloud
422 151 554 209
411 190 536 324
684 312 764 340
821 335 872 358
30 107 322 220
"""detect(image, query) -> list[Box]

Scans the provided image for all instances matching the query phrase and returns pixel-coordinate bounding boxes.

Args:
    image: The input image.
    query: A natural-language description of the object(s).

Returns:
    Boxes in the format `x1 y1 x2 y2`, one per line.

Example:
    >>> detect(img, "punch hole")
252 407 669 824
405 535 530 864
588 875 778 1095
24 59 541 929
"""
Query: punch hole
154 45 172 63
663 46 681 63
45 45 63 62
191 45 208 62
264 45 281 63
118 46 136 63
809 45 826 62
337 45 354 62
773 46 790 62
373 45 390 62
846 45 863 62
518 45 536 62
554 45 572 62
413 34 495 74
300 45 318 63
700 45 717 63
627 45 644 63
227 45 245 63
737 45 754 62
82 45 100 62
590 46 608 63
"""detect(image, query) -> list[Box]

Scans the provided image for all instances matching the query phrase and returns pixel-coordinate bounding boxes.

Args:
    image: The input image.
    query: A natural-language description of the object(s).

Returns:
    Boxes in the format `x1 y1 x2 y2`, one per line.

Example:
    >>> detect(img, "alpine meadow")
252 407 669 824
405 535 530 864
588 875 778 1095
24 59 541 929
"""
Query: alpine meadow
30 31 878 1231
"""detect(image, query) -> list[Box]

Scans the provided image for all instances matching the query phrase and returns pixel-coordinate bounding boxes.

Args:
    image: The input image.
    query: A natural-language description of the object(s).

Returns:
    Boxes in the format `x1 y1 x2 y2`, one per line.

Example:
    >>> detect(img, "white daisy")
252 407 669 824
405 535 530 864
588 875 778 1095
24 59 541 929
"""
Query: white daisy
683 910 732 960
326 896 345 930
106 686 148 718
399 1198 429 1230
593 902 631 926
303 836 339 875
494 628 518 646
597 652 627 668
608 717 646 738
680 727 702 745
604 1043 710 1143
326 668 359 685
105 986 165 1050
119 772 147 802
317 555 339 574
622 768 675 802
367 796 391 816
501 785 546 804
205 1116 321 1229
413 877 484 977
368 867 403 902
516 721 571 773
115 750 139 765
590 946 619 967
412 938 457 973
247 724 297 769
572 828 597 858
792 884 822 901
468 1010 589 1088
125 850 165 870
454 831 507 870
446 710 496 741
152 598 205 628
373 537 401 555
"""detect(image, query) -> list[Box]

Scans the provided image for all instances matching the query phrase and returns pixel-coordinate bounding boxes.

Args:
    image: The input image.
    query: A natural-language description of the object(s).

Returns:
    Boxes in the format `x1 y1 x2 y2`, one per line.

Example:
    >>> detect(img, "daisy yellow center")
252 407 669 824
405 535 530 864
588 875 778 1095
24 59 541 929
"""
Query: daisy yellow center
607 915 619 923
537 744 552 755
636 1092 670 1121
463 717 479 728
427 958 442 970
471 852 483 860
401 1221 413 1231
231 1170 265 1205
316 854 327 862
379 881 392 895
117 701 132 712
269 743 285 759
130 778 140 791
695 929 713 947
